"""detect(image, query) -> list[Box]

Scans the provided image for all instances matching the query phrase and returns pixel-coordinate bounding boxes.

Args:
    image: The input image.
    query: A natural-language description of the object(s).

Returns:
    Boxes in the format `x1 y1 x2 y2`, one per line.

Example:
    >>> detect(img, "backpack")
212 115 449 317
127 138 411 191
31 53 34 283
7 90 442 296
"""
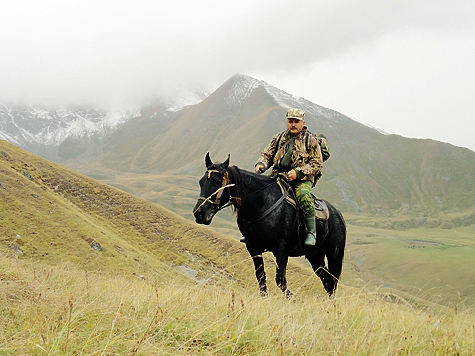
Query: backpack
311 132 330 162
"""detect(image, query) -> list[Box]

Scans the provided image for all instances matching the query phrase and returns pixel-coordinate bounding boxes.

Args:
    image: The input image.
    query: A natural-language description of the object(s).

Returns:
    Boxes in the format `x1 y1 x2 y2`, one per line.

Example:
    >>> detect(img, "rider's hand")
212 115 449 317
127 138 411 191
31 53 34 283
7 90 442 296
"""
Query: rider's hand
255 164 265 174
286 169 297 181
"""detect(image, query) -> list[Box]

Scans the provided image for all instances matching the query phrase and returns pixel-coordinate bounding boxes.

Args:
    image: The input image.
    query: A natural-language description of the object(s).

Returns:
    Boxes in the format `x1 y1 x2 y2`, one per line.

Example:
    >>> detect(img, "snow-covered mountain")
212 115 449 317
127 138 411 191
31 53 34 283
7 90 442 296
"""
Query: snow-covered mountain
96 73 377 176
0 74 360 160
84 73 475 218
0 86 212 161
223 74 353 123
0 104 138 147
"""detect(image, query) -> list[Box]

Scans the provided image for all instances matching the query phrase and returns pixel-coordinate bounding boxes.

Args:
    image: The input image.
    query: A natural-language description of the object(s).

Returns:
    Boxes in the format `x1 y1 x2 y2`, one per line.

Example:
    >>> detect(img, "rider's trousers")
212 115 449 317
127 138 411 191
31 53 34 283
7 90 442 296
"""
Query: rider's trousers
291 180 315 218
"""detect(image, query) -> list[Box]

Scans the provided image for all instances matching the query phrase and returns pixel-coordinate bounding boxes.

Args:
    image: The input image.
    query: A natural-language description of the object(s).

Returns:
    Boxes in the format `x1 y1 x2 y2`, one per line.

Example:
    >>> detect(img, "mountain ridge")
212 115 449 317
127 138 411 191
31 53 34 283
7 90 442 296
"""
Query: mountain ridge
90 74 475 218
1 74 475 220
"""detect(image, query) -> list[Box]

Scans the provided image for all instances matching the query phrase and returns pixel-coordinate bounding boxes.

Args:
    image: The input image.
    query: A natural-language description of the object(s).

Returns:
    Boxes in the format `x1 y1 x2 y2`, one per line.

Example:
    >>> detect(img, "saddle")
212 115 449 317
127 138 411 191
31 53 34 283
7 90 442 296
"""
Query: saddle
276 178 330 221
311 193 330 221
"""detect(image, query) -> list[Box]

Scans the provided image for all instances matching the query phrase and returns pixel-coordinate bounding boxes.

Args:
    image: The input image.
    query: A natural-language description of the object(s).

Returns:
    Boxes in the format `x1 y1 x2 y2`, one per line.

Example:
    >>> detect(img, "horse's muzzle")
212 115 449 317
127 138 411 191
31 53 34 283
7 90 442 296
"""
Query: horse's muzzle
193 203 215 225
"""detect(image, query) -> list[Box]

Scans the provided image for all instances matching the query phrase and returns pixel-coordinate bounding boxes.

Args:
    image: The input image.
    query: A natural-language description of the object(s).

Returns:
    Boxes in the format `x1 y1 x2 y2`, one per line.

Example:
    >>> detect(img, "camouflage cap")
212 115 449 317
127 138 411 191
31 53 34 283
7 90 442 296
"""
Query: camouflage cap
286 108 305 120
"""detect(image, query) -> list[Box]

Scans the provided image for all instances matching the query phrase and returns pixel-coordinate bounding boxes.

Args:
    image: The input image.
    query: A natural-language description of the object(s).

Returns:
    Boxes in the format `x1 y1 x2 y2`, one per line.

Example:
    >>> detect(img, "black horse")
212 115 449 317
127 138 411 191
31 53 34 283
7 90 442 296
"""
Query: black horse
193 153 346 297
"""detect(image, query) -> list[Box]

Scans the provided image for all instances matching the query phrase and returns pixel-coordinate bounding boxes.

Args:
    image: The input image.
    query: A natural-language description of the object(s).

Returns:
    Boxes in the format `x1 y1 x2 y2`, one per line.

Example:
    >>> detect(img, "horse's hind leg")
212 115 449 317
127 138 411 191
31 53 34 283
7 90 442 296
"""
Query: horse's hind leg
252 255 267 297
306 252 335 296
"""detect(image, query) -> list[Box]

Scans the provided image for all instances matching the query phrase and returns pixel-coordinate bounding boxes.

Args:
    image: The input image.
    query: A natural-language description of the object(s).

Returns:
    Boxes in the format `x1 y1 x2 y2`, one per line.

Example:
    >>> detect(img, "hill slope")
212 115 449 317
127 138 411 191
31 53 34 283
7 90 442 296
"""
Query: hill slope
3 247 475 355
0 139 325 295
1 139 475 354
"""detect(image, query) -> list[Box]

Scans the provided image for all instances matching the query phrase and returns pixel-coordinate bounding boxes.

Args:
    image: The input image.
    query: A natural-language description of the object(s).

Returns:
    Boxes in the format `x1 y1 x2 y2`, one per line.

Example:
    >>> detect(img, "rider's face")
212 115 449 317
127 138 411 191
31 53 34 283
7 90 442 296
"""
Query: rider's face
286 118 305 136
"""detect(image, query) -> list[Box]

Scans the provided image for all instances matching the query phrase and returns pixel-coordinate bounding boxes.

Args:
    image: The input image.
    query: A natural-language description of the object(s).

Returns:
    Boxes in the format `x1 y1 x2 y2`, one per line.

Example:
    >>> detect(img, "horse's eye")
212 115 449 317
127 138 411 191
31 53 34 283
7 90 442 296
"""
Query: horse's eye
210 174 221 182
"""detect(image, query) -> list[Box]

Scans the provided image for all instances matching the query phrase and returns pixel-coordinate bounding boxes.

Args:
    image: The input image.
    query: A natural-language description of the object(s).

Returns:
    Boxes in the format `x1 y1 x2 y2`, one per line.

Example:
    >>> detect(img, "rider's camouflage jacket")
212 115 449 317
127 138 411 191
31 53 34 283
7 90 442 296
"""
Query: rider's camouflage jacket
256 127 323 186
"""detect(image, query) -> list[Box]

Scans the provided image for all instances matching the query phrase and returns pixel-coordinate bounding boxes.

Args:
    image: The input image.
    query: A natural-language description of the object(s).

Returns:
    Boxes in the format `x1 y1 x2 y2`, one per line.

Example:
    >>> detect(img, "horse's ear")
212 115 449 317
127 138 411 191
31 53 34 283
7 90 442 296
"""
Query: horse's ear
205 152 213 168
223 154 230 170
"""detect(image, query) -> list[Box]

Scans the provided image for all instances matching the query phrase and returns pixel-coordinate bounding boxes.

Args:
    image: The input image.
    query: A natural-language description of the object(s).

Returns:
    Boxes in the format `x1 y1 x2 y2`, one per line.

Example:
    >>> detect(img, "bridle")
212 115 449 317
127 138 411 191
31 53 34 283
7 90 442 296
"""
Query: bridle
195 168 295 233
194 169 236 214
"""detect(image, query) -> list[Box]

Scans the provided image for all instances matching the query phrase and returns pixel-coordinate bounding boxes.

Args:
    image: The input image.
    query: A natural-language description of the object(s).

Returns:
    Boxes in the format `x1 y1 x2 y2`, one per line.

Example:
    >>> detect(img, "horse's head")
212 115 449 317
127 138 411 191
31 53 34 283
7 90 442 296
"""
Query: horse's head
193 152 232 225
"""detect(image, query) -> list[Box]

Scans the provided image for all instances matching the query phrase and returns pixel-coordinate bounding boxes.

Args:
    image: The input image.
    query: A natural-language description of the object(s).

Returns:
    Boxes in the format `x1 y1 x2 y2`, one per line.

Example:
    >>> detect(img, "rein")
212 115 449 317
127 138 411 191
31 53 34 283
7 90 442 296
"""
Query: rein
195 168 289 223
245 179 277 198
235 174 297 245
244 180 288 224
228 167 292 226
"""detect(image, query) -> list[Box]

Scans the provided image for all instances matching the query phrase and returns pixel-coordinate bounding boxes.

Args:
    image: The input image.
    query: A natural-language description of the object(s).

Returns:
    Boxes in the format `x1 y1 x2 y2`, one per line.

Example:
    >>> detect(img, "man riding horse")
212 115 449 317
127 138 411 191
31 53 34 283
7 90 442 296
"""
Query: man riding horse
241 108 323 246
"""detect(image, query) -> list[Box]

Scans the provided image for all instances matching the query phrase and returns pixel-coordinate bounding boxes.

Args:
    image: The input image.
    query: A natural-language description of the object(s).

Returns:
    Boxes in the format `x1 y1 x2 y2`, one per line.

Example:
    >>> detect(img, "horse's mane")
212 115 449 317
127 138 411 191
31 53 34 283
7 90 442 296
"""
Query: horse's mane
227 165 275 208
227 166 245 206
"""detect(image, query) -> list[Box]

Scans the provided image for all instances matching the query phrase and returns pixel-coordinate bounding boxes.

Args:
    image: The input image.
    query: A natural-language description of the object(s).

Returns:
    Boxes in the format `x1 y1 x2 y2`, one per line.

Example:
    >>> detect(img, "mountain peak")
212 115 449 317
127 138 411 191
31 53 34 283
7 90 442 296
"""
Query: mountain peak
228 73 262 84
219 74 349 122
221 74 267 102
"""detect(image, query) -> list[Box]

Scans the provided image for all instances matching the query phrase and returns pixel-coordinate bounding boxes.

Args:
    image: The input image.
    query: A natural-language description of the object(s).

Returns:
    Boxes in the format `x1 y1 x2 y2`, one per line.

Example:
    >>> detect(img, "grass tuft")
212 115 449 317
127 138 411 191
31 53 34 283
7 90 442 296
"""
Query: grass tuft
1 250 475 355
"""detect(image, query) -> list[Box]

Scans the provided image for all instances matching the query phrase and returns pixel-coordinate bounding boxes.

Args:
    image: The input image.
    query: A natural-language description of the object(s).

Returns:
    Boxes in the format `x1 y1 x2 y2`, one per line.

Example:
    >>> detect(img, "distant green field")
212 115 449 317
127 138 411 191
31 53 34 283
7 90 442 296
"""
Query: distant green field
343 223 475 305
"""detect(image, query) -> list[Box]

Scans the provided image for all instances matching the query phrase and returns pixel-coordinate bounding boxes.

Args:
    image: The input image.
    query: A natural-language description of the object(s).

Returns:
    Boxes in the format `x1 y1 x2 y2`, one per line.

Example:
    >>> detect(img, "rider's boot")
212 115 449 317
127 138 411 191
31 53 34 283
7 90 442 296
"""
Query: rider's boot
303 216 317 246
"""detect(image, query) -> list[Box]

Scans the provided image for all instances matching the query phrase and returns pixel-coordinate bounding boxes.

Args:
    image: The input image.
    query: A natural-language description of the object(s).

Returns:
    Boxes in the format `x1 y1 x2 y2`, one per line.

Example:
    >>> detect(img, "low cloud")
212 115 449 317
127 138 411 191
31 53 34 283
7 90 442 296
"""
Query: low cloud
1 0 474 106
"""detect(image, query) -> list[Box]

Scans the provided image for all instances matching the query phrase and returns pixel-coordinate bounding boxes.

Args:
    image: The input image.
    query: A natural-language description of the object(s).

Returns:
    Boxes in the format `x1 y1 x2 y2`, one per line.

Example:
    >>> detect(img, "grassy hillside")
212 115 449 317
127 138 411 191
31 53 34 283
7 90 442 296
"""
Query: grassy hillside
2 245 475 355
4 138 474 306
2 140 475 354
0 139 327 295
322 130 475 215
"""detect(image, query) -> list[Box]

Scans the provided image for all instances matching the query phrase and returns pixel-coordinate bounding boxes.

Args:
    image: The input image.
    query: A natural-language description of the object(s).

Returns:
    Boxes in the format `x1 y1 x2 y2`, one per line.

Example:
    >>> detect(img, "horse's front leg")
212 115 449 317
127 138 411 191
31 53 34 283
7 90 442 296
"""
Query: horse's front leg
275 253 293 298
252 255 267 297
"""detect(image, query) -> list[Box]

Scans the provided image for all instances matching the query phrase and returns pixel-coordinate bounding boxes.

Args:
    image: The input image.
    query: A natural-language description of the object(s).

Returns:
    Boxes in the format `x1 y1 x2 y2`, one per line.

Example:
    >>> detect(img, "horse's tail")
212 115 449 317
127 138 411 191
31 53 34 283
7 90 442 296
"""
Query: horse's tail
326 202 347 281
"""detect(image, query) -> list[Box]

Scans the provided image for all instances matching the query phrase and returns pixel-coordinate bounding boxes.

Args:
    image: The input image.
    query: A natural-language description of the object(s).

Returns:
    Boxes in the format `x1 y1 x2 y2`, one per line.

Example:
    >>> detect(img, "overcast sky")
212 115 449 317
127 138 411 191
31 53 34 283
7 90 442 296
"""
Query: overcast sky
1 0 474 151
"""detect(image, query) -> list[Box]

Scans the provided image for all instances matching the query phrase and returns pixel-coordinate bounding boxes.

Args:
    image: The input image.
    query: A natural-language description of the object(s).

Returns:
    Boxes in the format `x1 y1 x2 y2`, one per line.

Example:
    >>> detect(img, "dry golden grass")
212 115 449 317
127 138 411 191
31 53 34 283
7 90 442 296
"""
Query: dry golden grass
2 140 475 355
1 249 474 356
